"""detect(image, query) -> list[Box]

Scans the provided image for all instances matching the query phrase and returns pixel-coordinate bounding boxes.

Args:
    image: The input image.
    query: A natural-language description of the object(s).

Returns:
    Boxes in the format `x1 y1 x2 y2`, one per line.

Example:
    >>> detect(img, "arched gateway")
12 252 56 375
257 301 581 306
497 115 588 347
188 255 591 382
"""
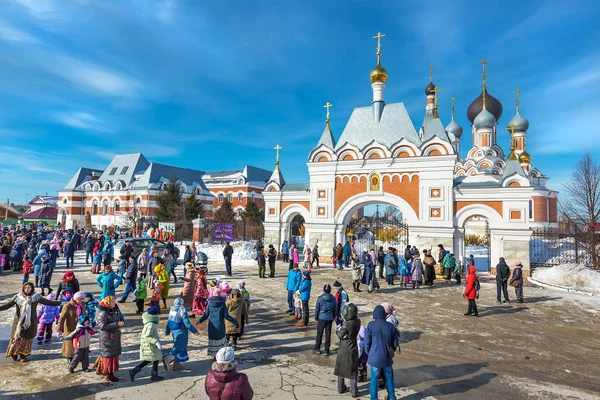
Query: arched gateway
263 34 557 277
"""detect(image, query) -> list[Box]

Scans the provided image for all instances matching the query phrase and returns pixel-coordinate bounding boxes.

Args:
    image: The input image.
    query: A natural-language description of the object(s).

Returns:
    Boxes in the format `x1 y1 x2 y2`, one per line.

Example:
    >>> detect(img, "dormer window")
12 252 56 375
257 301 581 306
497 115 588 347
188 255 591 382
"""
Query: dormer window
109 167 118 175
121 167 129 174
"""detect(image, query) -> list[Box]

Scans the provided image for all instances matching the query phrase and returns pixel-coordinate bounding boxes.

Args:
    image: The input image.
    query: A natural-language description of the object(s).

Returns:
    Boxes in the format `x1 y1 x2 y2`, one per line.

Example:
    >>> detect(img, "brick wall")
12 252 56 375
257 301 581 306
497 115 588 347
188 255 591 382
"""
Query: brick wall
455 201 503 217
533 197 548 222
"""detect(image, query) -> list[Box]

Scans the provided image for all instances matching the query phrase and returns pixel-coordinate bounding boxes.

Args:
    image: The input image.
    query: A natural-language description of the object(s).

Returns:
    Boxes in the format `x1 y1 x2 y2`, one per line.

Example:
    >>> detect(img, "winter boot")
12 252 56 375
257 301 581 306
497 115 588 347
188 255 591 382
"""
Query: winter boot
129 365 141 382
150 370 164 381
356 283 362 292
352 282 357 292
172 361 183 371
162 354 174 371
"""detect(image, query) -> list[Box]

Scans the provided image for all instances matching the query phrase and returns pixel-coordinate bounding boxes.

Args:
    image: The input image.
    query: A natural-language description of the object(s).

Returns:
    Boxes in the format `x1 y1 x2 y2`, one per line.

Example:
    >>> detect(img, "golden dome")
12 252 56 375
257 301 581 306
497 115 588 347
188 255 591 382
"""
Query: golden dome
370 62 388 83
519 150 531 164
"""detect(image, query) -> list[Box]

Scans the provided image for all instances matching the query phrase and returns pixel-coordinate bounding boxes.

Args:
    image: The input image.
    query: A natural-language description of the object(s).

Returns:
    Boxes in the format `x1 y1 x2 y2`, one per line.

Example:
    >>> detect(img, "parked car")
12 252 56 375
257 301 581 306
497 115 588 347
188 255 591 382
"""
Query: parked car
114 238 180 261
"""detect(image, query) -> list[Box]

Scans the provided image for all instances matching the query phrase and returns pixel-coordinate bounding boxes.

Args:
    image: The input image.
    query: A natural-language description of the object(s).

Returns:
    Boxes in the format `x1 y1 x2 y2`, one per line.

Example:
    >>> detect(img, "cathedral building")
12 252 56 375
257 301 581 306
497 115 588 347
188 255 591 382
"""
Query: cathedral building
263 33 558 277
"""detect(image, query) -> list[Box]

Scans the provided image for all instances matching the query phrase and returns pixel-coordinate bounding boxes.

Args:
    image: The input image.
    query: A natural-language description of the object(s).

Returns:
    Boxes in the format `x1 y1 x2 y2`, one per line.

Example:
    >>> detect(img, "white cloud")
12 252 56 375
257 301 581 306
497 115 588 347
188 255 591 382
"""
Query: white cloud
0 20 41 44
0 145 68 175
45 56 143 98
53 111 115 132
12 0 56 20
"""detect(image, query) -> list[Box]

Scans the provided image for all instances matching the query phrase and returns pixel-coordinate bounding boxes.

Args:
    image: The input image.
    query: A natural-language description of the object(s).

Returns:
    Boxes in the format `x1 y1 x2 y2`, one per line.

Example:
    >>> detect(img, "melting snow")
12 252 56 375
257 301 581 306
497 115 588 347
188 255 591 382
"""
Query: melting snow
533 263 600 294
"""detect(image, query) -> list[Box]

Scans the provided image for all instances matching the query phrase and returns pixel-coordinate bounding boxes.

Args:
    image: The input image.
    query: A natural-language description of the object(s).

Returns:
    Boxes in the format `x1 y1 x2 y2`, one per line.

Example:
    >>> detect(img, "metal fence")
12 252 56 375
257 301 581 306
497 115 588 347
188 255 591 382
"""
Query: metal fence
530 227 595 268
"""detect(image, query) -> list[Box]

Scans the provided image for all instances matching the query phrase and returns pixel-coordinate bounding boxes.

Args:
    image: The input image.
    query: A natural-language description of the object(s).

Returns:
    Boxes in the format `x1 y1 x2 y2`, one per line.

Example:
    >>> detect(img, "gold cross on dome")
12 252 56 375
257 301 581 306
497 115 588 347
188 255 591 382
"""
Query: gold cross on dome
323 102 333 122
274 144 282 164
373 32 385 54
480 58 489 88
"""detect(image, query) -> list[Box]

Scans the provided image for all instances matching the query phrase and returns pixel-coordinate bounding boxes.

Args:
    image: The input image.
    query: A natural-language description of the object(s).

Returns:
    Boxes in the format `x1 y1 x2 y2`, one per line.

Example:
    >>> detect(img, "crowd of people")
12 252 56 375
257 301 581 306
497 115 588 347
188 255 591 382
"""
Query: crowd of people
1 223 527 400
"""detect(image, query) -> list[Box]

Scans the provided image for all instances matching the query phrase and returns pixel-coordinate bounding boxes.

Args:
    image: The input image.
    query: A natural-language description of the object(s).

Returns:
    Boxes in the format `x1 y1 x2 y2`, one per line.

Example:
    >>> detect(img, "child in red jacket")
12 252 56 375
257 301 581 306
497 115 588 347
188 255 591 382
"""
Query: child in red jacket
22 256 33 285
463 265 479 316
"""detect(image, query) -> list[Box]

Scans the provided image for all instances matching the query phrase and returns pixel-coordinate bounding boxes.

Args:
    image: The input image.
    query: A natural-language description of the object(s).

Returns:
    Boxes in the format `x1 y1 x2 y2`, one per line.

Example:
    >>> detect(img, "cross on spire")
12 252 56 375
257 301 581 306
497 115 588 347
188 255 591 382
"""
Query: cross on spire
429 65 433 83
514 88 520 113
481 83 487 108
431 86 441 118
480 58 489 89
373 31 385 61
323 102 333 123
451 97 456 119
508 125 518 160
274 144 282 166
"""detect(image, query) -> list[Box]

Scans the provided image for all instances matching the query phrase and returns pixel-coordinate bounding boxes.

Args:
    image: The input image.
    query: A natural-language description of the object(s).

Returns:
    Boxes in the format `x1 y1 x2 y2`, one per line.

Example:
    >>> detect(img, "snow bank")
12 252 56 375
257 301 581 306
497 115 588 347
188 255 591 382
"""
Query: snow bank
534 264 600 294
194 241 258 264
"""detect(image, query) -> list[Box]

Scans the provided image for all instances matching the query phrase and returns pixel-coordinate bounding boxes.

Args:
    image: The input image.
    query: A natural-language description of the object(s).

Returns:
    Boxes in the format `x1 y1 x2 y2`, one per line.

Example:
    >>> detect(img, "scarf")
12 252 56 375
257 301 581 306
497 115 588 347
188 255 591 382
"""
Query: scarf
168 298 186 323
14 292 41 339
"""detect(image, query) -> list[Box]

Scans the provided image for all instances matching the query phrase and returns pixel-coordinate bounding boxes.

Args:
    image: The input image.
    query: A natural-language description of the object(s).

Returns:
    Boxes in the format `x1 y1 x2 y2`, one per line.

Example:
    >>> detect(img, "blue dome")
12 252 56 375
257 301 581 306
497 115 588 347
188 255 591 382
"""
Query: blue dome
474 107 496 129
445 119 463 138
507 111 529 132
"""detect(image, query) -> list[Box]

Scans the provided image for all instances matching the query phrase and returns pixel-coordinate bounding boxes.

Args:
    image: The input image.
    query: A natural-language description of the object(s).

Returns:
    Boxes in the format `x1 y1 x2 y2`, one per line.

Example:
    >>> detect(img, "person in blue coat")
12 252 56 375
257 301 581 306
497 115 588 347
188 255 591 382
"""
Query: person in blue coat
313 284 337 356
298 270 312 327
364 305 399 400
383 249 397 285
343 242 351 269
96 265 123 300
64 238 75 269
164 297 198 371
285 264 302 314
361 251 375 293
196 293 238 358
281 240 290 263
33 250 48 288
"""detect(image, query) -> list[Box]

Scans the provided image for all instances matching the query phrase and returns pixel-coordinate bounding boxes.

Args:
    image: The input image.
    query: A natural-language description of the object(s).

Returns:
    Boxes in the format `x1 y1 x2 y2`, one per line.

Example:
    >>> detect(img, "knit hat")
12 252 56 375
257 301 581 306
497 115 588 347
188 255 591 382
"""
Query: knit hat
147 306 160 315
136 276 143 282
302 270 310 277
73 291 86 301
381 302 396 315
215 347 235 363
333 281 342 288
323 284 331 294
63 270 75 281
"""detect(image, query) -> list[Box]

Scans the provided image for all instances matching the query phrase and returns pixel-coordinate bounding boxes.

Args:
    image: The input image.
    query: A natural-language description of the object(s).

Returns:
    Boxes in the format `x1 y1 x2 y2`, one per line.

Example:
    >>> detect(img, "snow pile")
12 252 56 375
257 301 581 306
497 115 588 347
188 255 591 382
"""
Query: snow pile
533 264 600 294
195 241 257 264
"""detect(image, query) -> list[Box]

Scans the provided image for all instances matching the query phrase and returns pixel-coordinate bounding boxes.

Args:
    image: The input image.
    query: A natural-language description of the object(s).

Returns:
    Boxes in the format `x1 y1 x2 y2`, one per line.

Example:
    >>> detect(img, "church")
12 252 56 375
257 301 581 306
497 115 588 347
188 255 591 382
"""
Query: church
262 33 558 277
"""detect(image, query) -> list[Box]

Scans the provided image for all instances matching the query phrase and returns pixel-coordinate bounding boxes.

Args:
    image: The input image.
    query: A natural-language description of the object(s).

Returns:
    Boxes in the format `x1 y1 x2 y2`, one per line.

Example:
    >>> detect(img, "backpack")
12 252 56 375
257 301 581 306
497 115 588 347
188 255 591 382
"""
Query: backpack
474 277 480 292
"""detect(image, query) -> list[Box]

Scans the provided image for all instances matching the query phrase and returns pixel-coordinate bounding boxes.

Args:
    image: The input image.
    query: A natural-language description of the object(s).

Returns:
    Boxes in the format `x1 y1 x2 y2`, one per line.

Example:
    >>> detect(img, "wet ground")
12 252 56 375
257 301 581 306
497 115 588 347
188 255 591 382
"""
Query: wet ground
0 251 599 399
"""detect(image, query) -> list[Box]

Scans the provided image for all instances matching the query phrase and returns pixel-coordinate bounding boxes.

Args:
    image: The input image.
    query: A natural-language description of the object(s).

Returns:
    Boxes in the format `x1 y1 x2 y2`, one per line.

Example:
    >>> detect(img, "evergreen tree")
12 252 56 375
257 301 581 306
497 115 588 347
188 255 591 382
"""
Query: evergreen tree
184 194 205 221
241 200 264 224
214 198 236 224
155 173 182 222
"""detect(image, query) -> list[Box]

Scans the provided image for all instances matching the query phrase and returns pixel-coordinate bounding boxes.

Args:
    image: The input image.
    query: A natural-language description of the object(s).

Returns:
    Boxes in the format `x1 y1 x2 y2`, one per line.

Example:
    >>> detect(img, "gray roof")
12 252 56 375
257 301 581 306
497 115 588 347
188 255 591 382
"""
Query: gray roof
421 110 451 143
97 153 150 187
63 167 104 191
203 165 272 183
502 158 528 181
266 166 286 189
335 103 420 150
454 175 501 188
133 162 209 193
244 165 273 183
282 183 310 192
203 169 242 178
315 123 336 149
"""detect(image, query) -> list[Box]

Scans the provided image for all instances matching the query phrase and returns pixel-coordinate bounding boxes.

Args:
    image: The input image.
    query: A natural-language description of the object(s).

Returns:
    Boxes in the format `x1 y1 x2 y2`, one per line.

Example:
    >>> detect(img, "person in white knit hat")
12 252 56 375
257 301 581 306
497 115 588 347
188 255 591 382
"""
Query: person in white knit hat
204 347 254 399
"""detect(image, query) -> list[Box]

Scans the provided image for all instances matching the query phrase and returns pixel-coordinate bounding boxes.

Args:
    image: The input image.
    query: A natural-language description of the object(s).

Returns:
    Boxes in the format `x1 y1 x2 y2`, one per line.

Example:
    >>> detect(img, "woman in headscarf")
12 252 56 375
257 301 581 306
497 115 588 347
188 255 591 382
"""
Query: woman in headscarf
57 291 87 363
96 295 125 382
154 264 170 310
0 282 61 362
180 263 197 309
163 298 198 371
197 288 238 359
422 250 437 287
191 267 209 318
225 289 248 350
334 303 360 397
137 248 150 280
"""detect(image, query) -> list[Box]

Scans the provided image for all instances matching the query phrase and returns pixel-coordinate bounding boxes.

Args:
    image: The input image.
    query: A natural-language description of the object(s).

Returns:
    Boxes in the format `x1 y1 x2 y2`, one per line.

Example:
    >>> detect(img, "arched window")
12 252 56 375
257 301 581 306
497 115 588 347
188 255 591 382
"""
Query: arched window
196 187 201 195
92 201 98 215
136 197 141 204
62 198 68 204
529 199 533 220
237 193 243 202
102 201 109 215
227 193 233 202
114 202 120 212
251 193 255 201
218 194 224 202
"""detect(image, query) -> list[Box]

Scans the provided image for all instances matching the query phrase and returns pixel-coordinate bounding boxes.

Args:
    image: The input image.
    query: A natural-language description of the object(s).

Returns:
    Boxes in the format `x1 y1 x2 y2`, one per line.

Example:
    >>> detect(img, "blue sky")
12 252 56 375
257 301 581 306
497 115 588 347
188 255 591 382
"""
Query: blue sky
1 0 599 204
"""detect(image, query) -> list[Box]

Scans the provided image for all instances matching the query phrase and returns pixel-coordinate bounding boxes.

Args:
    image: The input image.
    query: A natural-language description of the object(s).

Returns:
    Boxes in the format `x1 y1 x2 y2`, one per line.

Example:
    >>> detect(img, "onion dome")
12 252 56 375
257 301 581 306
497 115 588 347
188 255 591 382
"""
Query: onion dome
445 119 463 138
519 150 531 164
425 81 436 96
467 89 503 123
473 107 496 129
507 111 529 132
370 62 388 83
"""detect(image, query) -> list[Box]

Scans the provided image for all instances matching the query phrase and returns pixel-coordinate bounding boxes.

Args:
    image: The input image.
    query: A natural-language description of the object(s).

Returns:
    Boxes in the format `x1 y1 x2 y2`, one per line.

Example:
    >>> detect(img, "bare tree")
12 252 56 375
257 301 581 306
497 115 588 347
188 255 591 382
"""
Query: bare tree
119 206 143 235
562 152 600 269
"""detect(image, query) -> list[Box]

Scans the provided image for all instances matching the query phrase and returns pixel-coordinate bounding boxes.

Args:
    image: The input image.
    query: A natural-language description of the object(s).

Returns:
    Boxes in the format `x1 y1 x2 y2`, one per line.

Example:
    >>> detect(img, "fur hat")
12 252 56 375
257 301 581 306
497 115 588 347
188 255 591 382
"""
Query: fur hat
333 281 342 288
215 347 235 363
323 284 331 294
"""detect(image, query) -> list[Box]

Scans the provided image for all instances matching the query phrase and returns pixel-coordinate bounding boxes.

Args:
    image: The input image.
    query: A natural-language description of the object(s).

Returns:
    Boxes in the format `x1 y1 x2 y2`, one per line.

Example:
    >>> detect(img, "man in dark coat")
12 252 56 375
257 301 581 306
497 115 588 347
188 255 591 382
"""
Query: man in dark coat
118 256 138 303
495 257 511 303
64 239 76 269
84 234 96 264
313 284 337 356
334 303 360 396
365 305 399 400
222 242 234 276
